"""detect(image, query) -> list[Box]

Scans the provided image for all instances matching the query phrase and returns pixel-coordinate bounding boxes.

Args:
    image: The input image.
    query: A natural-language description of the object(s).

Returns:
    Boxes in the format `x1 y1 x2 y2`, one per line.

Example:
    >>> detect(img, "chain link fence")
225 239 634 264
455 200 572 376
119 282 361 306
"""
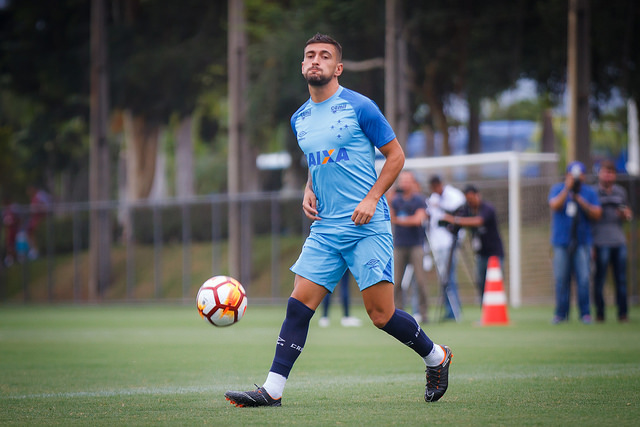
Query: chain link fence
1 175 638 307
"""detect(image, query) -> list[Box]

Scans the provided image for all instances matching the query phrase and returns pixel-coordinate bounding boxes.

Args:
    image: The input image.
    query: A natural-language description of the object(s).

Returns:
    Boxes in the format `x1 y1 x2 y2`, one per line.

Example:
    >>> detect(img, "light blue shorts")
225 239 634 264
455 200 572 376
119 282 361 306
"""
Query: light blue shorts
290 221 394 292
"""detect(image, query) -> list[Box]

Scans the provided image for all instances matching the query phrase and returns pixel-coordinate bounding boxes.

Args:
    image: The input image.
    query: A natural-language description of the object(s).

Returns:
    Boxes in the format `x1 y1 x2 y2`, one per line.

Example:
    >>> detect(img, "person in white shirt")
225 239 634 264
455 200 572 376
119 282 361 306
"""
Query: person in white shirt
426 175 465 320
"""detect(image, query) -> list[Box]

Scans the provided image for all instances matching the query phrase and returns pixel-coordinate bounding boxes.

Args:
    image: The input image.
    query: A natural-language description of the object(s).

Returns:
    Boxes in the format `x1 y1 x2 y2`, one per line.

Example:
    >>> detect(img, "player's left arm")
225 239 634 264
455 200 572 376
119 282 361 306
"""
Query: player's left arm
351 138 405 226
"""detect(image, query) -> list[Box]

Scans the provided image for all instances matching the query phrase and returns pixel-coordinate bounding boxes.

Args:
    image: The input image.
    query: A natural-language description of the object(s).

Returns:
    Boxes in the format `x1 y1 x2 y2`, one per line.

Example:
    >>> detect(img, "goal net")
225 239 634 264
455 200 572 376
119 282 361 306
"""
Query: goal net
380 151 560 307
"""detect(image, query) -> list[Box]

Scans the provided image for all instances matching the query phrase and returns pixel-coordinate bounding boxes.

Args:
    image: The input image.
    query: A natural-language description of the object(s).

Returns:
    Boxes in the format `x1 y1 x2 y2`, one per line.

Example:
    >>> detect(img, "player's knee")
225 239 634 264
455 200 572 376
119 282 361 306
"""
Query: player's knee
367 308 393 328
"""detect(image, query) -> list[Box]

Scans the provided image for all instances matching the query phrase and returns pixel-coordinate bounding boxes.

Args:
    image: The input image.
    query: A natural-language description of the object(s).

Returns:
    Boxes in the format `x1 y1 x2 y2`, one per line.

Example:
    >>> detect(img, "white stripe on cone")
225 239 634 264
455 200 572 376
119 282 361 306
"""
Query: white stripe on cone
481 255 509 325
486 268 502 282
483 291 507 305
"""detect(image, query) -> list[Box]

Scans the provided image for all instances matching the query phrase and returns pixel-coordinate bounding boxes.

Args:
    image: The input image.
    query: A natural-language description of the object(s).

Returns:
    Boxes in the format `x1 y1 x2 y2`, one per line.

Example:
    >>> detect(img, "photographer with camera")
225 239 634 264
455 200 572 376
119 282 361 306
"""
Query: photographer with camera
592 160 633 323
440 185 504 304
548 161 601 325
427 175 466 321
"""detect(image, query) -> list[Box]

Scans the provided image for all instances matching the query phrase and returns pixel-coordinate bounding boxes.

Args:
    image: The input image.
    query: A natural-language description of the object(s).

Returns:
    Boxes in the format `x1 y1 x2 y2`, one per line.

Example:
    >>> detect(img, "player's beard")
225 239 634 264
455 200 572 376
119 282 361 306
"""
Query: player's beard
305 71 332 87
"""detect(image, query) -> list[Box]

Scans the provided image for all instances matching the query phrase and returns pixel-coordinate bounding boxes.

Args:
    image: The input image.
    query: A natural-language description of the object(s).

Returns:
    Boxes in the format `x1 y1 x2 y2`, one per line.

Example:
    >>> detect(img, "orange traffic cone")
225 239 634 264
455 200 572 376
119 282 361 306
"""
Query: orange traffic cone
481 256 509 325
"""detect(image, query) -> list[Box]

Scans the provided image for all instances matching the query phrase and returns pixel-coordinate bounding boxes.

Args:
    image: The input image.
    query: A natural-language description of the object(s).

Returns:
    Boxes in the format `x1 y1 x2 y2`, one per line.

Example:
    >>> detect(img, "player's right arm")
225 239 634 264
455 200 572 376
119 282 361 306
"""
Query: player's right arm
351 138 404 226
302 171 321 221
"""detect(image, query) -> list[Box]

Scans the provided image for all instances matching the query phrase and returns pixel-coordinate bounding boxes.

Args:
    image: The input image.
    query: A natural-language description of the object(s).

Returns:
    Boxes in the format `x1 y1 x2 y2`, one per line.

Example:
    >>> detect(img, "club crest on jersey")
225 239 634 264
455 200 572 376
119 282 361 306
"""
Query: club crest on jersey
307 147 350 166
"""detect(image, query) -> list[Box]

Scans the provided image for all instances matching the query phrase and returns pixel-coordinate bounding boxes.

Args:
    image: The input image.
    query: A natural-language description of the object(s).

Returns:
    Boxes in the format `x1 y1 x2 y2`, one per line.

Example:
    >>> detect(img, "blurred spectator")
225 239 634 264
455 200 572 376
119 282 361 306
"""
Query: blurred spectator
592 160 633 322
426 175 465 320
389 171 429 323
26 186 51 260
548 161 601 324
441 185 504 303
2 198 20 266
318 271 362 327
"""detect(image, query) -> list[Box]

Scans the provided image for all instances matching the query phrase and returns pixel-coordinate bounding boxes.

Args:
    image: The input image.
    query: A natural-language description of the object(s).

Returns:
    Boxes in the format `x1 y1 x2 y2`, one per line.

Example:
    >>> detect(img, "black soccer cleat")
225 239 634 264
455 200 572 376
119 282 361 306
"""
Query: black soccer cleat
424 345 452 402
225 385 282 407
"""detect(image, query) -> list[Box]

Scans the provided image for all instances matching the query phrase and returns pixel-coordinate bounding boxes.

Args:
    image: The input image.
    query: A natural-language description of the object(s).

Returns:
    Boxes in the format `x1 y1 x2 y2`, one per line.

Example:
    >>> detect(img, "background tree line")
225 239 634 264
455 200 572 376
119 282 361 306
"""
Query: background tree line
1 0 638 205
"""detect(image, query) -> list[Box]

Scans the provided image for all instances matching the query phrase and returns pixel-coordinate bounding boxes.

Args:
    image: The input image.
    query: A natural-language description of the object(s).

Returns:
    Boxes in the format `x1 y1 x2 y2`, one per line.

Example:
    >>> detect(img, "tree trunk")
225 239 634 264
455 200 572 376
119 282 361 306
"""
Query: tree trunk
567 0 591 168
541 108 556 177
149 129 168 200
385 0 410 150
467 97 481 154
423 124 435 157
424 63 450 156
228 0 248 283
175 116 194 198
89 0 112 300
123 110 158 200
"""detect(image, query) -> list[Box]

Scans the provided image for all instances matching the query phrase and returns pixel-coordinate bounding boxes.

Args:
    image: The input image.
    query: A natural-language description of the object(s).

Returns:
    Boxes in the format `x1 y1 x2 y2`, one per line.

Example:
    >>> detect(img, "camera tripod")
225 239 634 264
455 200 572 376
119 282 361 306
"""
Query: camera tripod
426 225 463 323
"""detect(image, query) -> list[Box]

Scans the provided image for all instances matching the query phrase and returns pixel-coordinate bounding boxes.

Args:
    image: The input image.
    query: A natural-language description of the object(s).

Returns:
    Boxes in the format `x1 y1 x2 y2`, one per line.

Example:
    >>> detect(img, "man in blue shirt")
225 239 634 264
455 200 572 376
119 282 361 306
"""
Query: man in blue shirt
548 161 601 324
390 171 429 323
225 33 452 408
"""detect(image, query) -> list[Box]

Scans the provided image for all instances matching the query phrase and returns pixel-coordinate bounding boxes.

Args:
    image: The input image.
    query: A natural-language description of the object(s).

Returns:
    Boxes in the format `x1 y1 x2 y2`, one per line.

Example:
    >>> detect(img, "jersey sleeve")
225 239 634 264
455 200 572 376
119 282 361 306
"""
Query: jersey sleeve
340 89 396 148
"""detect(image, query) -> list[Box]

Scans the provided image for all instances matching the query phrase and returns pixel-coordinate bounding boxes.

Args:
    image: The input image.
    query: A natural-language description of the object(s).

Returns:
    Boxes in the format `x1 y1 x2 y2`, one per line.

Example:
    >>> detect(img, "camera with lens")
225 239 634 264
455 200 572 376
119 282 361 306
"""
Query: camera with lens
572 179 581 194
437 207 467 234
570 164 582 193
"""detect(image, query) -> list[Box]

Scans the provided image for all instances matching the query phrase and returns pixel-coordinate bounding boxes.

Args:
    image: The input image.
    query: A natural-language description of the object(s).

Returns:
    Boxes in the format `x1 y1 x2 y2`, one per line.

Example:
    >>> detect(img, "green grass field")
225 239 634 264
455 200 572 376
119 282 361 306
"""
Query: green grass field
1 304 638 426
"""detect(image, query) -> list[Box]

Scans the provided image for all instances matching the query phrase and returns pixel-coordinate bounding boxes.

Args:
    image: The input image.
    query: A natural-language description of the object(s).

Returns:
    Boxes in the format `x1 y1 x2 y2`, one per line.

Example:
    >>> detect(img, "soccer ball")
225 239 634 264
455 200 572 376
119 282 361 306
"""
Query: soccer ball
196 276 247 327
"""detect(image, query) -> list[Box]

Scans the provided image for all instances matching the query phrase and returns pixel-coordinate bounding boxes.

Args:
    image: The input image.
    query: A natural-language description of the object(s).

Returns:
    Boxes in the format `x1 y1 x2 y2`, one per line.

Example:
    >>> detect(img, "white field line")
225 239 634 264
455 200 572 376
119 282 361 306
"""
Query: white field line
3 365 638 401
2 385 227 400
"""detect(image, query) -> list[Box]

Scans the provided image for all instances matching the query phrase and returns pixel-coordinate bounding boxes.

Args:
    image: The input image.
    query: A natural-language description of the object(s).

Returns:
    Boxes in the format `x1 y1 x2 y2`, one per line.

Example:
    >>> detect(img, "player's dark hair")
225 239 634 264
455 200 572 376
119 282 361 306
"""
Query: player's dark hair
305 33 342 61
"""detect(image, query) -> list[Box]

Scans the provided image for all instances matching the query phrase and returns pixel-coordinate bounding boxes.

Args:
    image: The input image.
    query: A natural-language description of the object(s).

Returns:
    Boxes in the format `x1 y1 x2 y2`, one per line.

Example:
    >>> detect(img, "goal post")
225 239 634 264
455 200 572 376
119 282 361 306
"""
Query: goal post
378 150 559 307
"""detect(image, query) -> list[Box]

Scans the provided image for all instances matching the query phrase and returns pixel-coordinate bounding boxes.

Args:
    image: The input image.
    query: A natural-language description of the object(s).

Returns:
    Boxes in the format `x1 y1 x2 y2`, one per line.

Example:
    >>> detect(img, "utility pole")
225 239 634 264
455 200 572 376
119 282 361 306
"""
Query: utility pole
89 0 112 300
567 0 591 167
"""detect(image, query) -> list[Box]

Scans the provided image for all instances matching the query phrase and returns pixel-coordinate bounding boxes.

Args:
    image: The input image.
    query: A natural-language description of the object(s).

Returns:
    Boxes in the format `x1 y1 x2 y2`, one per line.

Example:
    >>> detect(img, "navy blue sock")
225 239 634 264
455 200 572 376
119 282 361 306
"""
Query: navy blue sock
270 297 315 378
381 309 434 357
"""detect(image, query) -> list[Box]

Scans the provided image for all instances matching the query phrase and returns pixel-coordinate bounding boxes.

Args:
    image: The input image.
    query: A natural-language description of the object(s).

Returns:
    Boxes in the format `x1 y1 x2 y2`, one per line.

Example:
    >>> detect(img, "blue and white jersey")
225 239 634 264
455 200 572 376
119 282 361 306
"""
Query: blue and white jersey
291 86 396 228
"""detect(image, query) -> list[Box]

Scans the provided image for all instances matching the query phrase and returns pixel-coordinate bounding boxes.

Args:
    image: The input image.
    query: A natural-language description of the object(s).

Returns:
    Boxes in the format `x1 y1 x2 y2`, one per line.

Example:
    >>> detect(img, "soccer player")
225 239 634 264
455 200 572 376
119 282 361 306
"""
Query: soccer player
225 33 452 407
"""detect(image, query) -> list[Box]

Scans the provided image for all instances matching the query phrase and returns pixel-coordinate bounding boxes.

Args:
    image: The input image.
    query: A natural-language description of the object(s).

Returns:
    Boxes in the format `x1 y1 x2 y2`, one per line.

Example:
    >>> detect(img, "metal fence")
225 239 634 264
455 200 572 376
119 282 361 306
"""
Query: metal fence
0 192 311 304
1 175 638 307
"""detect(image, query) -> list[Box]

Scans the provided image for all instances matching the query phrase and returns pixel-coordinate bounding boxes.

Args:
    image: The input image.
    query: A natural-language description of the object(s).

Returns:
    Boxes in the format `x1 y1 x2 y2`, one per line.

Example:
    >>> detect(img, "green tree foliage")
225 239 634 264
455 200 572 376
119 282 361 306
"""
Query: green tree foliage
590 0 640 110
0 0 91 198
1 0 639 201
245 0 386 184
109 0 227 123
519 0 568 99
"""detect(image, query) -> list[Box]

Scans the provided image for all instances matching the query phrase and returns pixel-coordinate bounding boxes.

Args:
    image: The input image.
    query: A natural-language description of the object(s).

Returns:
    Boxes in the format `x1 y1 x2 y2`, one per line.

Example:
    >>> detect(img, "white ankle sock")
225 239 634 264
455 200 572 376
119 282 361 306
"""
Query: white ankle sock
423 344 446 367
262 372 287 399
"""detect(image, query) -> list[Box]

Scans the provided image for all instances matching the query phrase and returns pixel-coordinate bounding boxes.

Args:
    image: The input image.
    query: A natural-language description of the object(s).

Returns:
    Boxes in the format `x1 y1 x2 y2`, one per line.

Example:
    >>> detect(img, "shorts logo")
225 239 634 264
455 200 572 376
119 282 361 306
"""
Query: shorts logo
365 259 380 270
307 147 350 167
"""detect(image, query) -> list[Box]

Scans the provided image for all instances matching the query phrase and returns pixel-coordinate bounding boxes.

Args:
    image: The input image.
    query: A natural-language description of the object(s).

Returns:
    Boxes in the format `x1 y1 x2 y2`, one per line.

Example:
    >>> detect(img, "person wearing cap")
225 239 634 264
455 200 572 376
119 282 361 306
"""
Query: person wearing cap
548 161 602 324
441 185 504 303
592 160 633 322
